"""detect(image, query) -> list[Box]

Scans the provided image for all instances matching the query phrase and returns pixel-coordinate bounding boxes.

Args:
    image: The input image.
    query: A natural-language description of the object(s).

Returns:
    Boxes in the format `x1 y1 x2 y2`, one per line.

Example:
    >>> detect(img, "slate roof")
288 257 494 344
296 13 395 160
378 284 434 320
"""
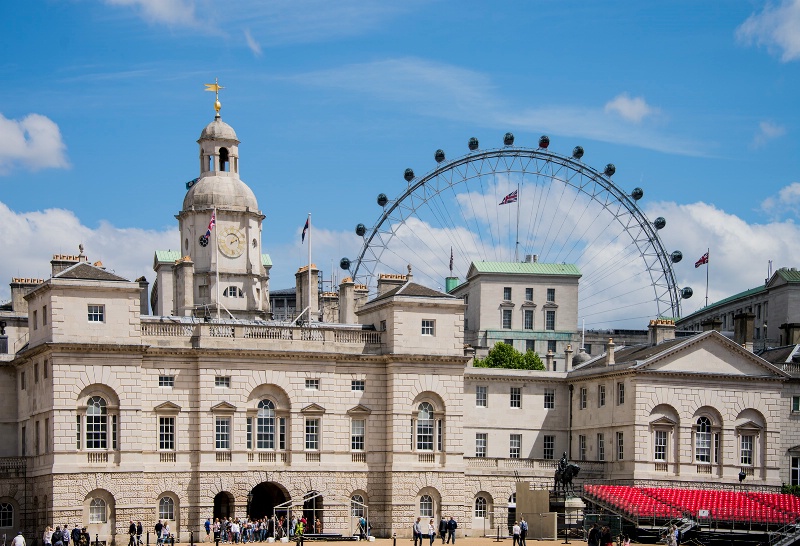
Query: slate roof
371 282 455 303
54 262 130 282
469 261 581 276
759 345 800 365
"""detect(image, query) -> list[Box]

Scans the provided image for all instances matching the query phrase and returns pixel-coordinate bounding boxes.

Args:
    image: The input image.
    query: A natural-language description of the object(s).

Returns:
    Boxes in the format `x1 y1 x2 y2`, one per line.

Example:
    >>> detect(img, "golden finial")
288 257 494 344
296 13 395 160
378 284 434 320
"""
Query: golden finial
204 78 225 118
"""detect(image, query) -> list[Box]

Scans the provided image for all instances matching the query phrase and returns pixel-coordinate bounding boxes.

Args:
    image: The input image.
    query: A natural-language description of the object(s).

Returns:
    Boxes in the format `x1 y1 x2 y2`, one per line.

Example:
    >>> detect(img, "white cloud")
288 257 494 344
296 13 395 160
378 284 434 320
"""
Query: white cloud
104 0 197 26
0 201 177 302
288 58 705 156
604 93 658 124
650 200 800 317
0 113 69 174
760 181 800 220
737 0 800 62
244 29 262 57
752 120 787 148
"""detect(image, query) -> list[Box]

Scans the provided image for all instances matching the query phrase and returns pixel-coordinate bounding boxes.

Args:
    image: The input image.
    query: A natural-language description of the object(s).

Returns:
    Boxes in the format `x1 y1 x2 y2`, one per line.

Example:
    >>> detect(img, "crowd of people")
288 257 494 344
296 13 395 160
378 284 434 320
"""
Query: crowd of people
204 514 326 543
412 516 457 546
41 524 93 546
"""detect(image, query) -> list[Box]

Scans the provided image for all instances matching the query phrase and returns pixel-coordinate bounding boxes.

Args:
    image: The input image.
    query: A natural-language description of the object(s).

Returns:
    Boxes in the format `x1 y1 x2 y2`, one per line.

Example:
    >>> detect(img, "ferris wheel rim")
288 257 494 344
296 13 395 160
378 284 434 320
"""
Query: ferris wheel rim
349 144 683 320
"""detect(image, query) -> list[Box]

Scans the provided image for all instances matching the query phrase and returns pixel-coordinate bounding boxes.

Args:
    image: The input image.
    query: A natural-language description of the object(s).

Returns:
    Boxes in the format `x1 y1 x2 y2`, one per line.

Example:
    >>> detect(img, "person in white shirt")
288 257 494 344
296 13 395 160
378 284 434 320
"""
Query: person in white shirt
44 526 54 546
12 531 26 546
428 520 435 546
512 522 521 546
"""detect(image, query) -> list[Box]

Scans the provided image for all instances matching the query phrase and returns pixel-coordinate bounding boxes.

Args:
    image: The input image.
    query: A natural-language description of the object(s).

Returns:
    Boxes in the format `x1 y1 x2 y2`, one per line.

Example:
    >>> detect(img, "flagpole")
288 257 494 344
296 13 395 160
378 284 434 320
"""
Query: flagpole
705 247 709 308
307 213 312 322
515 182 520 262
215 207 220 320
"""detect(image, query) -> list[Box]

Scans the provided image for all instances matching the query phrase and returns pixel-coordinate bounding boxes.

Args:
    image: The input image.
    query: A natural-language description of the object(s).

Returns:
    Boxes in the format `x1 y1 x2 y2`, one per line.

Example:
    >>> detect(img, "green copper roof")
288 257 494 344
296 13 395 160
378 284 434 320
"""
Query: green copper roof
154 250 181 263
470 261 581 276
679 284 766 322
262 254 272 267
776 267 800 283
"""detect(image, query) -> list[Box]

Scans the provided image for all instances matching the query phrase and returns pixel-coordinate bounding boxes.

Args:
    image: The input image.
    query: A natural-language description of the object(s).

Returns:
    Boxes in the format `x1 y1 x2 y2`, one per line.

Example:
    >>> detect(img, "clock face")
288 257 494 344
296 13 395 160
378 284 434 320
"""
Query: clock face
218 226 246 258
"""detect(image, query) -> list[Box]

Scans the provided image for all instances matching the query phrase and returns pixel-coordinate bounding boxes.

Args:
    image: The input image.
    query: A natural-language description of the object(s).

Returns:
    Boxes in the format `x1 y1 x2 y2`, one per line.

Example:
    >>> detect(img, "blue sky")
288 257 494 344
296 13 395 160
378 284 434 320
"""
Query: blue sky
2 0 800 327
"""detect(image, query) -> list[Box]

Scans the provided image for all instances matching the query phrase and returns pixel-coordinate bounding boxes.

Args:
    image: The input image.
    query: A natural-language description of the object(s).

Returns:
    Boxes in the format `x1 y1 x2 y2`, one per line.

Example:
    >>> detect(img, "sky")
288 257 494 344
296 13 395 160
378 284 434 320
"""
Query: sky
2 0 800 328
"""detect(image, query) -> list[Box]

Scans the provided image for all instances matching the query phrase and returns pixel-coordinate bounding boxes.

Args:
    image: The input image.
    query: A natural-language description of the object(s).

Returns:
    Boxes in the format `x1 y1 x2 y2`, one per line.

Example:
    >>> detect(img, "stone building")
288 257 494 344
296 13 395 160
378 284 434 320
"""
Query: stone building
1 108 799 545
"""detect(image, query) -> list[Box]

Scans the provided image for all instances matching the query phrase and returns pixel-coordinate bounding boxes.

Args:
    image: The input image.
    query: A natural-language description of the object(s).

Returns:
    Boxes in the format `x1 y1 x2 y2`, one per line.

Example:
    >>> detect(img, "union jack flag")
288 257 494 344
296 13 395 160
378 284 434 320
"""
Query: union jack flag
205 211 216 238
499 190 518 205
695 252 709 268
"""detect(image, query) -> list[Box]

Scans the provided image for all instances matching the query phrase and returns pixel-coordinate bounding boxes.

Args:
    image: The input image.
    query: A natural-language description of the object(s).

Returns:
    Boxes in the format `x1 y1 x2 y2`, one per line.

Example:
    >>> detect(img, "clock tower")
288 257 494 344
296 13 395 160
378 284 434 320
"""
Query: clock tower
164 99 270 320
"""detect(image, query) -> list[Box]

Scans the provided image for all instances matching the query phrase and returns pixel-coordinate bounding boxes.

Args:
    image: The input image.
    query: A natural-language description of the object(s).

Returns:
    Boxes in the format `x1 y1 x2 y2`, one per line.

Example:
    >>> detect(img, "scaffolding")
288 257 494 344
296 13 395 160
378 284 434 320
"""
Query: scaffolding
273 493 370 539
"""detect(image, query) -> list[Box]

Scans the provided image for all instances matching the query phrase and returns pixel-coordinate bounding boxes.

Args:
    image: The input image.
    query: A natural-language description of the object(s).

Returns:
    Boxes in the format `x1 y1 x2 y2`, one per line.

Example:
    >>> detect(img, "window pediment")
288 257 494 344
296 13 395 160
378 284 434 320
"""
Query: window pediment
211 401 236 413
347 404 372 416
736 420 763 432
154 401 181 413
301 403 326 415
543 302 558 309
788 445 800 454
650 416 677 427
521 301 537 308
499 301 515 308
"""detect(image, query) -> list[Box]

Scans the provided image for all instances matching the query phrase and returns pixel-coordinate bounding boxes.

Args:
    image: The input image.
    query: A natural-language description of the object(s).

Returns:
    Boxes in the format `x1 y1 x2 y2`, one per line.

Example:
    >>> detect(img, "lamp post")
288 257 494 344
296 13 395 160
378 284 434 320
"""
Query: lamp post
763 322 768 352
247 491 254 520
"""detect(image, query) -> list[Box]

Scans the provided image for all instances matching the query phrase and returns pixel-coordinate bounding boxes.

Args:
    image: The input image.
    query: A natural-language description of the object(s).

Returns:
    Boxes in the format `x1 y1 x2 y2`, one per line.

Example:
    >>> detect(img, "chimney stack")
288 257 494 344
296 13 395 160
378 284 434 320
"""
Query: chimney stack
733 312 756 352
545 350 554 371
606 338 616 366
648 318 676 346
564 344 573 372
701 317 723 332
338 278 356 324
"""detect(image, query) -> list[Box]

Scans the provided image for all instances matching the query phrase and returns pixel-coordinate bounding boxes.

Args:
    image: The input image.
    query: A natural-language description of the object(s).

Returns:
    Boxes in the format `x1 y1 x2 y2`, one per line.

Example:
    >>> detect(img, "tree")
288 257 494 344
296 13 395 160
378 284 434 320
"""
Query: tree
474 342 545 370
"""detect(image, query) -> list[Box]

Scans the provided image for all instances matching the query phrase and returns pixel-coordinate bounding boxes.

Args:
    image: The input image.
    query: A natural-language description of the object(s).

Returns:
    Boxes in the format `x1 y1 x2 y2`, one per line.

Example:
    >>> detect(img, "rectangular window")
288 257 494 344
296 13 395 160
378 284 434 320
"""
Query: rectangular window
502 309 512 329
215 376 231 388
246 417 252 450
580 388 587 409
503 287 512 301
617 431 624 460
21 426 26 456
35 421 40 455
34 363 39 384
76 416 81 450
476 433 487 457
421 320 435 336
87 304 105 322
351 380 365 391
548 340 557 353
525 287 533 301
380 320 386 331
579 435 587 461
437 419 443 452
526 340 535 353
741 435 754 466
278 417 286 450
159 375 175 388
597 433 605 462
33 310 38 330
524 309 534 329
159 417 175 451
793 396 800 412
45 417 49 454
21 371 25 391
305 379 319 390
792 457 800 486
654 430 667 461
43 305 47 325
598 385 606 407
215 417 230 450
112 415 117 450
544 388 555 409
545 310 556 330
305 418 320 450
510 434 521 459
351 419 366 451
476 386 487 408
417 417 433 451
547 288 555 302
543 435 555 460
584 344 592 355
617 382 625 405
504 338 513 346
44 359 48 379
510 387 521 408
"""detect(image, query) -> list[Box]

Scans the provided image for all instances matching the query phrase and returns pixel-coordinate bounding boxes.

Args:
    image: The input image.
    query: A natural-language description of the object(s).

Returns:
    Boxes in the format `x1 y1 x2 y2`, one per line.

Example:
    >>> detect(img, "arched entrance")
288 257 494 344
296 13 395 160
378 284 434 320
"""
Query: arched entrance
249 482 288 520
214 492 235 521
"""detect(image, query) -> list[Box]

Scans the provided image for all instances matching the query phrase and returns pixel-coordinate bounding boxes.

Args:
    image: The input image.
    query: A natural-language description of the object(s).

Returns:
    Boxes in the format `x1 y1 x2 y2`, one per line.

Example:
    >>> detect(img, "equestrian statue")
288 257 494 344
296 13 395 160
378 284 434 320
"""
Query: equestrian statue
554 452 581 496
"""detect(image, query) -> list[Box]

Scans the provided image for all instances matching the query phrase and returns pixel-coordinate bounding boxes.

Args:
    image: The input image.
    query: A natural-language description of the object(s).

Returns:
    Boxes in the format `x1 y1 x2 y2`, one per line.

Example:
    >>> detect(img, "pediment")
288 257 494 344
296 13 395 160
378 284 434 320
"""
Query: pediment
154 401 182 413
736 420 763 431
211 401 236 413
347 404 372 416
301 403 326 414
788 445 800 454
650 416 677 427
636 332 788 378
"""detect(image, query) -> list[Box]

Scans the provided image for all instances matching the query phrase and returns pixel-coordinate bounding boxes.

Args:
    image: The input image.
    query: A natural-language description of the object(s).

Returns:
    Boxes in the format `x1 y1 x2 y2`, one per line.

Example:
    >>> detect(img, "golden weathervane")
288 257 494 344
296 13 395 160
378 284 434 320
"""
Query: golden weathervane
204 78 224 117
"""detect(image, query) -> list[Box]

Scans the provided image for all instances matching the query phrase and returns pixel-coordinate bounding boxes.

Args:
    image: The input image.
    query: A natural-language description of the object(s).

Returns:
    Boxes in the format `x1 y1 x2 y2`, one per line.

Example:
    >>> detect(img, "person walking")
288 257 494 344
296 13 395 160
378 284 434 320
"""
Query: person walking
519 518 527 546
438 517 447 544
12 530 26 546
428 520 435 546
205 519 212 543
512 522 520 546
137 522 143 546
587 524 600 546
445 517 457 544
129 521 137 546
155 520 164 546
412 517 422 546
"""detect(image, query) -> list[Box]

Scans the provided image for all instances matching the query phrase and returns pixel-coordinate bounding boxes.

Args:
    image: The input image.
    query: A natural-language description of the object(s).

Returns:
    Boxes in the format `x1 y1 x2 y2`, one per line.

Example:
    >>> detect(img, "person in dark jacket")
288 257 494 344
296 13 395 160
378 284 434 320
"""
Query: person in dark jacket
587 524 600 546
438 518 447 544
445 518 457 544
71 525 82 546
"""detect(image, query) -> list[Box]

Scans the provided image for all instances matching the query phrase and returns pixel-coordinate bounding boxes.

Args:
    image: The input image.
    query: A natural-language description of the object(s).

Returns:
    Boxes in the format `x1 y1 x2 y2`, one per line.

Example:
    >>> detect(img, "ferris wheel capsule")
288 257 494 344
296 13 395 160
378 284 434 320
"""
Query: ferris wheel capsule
377 193 388 207
503 132 515 146
539 135 550 149
404 168 415 182
654 217 666 230
434 149 446 163
631 187 644 201
468 137 479 151
340 257 351 270
671 251 683 263
572 146 584 159
604 164 616 177
681 287 694 299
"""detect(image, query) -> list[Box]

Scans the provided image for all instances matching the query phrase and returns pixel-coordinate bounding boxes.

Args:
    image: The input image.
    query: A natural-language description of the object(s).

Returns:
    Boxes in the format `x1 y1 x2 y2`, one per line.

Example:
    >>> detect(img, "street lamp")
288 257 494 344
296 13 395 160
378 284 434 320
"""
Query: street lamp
763 323 768 352
247 491 254 519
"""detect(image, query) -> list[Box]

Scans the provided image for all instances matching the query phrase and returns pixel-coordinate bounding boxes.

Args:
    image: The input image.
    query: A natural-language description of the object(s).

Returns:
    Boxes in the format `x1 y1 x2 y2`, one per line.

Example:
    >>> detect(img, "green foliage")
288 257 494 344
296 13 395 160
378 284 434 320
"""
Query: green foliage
474 342 545 370
782 484 800 496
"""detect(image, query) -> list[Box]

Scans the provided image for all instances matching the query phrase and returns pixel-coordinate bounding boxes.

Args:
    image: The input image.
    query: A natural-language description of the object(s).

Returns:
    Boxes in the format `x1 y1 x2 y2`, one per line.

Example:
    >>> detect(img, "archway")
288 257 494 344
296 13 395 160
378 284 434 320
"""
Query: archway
214 492 235 521
249 483 288 520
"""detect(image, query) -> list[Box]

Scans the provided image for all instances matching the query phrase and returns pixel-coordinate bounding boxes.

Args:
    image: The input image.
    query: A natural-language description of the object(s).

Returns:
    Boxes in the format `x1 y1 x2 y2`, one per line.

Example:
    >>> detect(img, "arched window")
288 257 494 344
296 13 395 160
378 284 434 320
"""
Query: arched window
350 495 365 518
257 400 276 449
0 503 12 528
419 495 433 518
695 417 711 463
219 148 229 172
89 499 106 523
474 497 487 518
86 396 108 449
223 286 243 298
417 403 434 451
159 497 175 521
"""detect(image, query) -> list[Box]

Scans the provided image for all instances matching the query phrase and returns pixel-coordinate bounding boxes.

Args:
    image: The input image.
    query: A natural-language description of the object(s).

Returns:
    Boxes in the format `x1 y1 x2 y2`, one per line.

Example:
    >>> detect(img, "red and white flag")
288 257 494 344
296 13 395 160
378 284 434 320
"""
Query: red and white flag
695 252 709 268
499 190 518 205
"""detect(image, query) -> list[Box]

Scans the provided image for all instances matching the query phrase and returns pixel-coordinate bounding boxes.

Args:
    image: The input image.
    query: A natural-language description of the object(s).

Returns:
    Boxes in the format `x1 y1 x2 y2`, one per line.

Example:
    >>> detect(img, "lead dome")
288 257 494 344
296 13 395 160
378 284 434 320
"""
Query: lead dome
199 118 239 142
182 176 258 210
